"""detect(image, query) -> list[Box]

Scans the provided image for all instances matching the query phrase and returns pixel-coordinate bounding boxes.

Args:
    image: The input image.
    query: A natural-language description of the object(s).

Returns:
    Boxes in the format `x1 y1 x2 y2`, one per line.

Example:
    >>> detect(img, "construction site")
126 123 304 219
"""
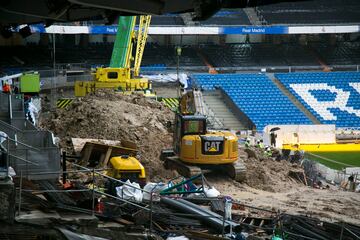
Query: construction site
1 0 360 239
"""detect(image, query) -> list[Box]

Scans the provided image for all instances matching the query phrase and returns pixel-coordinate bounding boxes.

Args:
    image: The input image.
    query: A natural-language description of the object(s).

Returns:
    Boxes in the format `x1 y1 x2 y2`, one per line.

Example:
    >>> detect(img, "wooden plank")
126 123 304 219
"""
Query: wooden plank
72 138 121 153
103 147 113 167
81 144 94 165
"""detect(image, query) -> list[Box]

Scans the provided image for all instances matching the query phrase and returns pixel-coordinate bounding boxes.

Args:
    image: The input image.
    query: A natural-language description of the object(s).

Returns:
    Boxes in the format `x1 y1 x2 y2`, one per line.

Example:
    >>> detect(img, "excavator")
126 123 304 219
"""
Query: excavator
75 15 155 97
161 90 246 182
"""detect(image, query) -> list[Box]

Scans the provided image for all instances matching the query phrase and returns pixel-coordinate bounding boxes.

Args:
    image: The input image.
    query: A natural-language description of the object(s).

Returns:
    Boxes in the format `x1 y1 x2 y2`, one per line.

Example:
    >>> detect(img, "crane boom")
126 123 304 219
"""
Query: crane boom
110 16 136 68
75 15 154 97
134 15 151 77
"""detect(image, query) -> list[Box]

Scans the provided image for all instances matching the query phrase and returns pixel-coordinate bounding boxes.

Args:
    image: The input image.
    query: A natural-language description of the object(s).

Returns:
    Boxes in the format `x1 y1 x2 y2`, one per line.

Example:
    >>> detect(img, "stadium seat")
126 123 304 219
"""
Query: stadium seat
192 73 312 130
276 72 360 128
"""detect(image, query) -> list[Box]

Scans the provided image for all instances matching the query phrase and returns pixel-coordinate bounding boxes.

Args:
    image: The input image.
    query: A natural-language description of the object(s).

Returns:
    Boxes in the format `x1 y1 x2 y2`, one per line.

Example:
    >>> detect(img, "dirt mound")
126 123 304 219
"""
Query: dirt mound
39 90 176 181
241 148 304 192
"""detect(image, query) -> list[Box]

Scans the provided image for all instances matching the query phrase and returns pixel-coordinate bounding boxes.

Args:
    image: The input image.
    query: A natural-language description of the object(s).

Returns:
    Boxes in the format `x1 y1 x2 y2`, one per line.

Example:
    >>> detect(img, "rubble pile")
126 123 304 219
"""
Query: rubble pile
241 147 304 192
39 90 176 181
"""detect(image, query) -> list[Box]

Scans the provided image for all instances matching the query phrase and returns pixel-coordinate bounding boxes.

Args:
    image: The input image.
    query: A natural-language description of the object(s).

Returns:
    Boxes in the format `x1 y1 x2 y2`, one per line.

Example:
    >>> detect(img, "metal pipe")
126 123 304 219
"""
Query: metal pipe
20 189 90 193
6 137 9 177
149 190 153 233
340 222 344 240
160 197 241 233
91 168 95 216
72 163 150 193
8 95 12 119
94 190 150 211
344 226 360 239
6 136 41 151
18 170 23 216
62 151 66 184
8 153 38 165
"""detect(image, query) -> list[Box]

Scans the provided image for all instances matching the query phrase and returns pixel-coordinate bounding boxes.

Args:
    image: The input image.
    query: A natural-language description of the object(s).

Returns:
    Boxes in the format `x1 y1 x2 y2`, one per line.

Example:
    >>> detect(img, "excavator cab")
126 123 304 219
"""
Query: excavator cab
161 90 246 181
173 115 206 154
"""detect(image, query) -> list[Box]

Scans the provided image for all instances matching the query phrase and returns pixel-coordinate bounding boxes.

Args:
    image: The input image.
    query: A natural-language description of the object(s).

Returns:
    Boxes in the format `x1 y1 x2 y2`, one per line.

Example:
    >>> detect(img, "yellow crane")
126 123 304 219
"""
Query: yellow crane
75 15 155 97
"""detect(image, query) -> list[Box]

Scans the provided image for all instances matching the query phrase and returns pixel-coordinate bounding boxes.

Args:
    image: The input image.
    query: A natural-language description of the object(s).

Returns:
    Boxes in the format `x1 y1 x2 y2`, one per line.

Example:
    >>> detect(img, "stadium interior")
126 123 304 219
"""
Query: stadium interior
0 0 360 239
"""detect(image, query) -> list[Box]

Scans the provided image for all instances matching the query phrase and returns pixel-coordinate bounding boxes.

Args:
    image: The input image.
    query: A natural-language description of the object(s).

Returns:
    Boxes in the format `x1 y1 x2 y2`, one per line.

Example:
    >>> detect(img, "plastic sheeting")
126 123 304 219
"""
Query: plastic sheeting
115 180 143 203
142 73 189 88
143 182 168 201
0 131 8 145
166 236 189 240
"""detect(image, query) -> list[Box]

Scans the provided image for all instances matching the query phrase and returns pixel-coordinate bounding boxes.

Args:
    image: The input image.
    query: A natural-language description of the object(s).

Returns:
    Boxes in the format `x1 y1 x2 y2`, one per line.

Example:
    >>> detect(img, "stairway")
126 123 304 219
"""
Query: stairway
180 13 196 26
0 93 60 180
266 73 321 124
243 8 263 25
202 91 247 130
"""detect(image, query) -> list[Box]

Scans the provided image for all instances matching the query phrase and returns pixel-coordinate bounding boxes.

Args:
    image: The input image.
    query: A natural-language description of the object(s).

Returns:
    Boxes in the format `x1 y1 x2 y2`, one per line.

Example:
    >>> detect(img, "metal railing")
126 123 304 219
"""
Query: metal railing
15 164 359 239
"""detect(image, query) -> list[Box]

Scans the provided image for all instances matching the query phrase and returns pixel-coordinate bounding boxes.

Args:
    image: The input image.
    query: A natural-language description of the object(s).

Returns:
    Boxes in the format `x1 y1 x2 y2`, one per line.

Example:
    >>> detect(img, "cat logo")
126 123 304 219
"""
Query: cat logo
201 136 224 155
204 141 221 152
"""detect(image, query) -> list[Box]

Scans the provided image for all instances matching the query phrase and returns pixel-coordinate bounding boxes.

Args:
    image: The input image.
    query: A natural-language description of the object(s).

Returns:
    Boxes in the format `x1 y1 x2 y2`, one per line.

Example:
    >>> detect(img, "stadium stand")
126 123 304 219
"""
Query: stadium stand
256 0 360 25
312 42 360 65
198 10 251 26
276 72 360 128
1 41 359 71
142 44 205 68
192 73 312 130
150 15 185 26
200 43 319 67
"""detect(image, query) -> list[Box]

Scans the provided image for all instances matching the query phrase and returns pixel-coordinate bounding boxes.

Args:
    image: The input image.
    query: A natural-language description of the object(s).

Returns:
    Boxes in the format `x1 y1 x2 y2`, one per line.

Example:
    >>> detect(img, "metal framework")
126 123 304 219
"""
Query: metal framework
134 15 151 77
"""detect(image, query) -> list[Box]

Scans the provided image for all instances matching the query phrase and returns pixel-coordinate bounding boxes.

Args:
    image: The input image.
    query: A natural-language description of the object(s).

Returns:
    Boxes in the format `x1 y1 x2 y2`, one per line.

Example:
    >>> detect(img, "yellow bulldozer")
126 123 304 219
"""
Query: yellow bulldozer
161 90 246 182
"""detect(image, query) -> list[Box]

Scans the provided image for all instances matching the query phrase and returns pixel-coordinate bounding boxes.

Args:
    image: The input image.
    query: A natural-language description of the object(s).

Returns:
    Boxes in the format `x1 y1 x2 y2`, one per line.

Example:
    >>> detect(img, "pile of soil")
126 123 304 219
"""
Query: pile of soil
241 147 304 192
39 90 176 181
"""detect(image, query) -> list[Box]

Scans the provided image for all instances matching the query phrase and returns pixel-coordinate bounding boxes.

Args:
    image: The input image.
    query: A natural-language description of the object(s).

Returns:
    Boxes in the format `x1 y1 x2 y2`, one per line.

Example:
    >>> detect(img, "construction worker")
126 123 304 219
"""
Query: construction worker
256 140 260 148
259 139 265 149
270 131 277 147
2 82 11 94
244 138 251 148
265 146 272 157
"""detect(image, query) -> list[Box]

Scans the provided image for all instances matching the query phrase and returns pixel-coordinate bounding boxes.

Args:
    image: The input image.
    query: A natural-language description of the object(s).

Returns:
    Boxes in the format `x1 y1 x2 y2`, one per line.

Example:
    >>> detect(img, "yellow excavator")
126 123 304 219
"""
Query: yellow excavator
75 15 155 97
161 90 246 182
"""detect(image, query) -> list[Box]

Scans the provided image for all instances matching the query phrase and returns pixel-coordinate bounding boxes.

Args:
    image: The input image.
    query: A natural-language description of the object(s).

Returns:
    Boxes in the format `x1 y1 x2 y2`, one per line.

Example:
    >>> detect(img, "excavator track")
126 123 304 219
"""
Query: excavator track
222 160 247 182
164 156 246 182
164 156 202 178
